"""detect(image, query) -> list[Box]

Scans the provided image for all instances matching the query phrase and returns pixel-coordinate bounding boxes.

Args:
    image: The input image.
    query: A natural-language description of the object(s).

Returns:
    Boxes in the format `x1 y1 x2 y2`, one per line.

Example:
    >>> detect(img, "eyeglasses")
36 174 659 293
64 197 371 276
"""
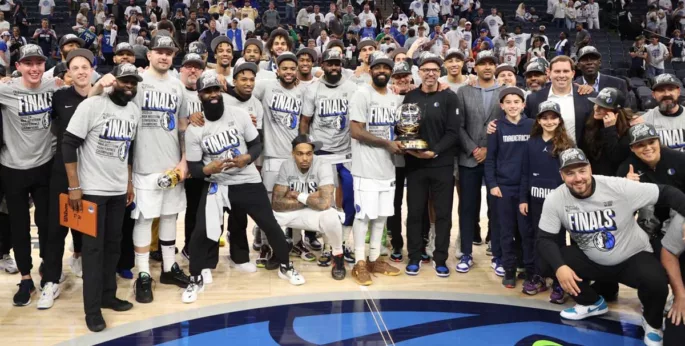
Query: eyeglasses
419 68 440 75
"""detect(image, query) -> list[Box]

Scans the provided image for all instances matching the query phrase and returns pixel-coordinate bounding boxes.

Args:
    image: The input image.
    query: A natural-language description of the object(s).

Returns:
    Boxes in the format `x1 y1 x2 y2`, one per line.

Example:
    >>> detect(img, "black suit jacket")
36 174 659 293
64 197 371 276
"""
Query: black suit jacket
524 84 597 144
574 74 629 96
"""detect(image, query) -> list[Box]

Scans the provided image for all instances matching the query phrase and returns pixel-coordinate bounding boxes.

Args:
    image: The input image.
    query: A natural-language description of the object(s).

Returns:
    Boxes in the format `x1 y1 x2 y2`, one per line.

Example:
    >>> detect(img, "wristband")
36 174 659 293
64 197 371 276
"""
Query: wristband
297 193 309 205
68 186 82 191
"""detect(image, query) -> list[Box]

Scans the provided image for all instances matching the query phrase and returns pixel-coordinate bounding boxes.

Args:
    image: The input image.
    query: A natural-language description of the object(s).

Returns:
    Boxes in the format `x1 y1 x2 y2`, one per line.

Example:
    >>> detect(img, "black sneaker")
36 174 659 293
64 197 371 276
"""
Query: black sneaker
252 228 263 251
102 297 133 312
420 248 431 263
256 244 272 268
390 248 403 262
13 279 36 306
181 247 190 261
160 263 191 288
290 240 316 261
331 254 346 280
473 235 483 245
135 272 154 304
304 232 323 251
85 313 106 332
150 250 163 262
318 246 332 267
502 269 516 288
343 244 355 263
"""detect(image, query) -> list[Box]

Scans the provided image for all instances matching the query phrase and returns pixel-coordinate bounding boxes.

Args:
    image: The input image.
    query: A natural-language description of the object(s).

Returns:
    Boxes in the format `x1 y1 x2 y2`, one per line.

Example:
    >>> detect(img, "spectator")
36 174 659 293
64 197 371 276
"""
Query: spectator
574 22 590 53
484 8 503 36
127 16 141 45
586 0 599 30
13 4 29 37
227 18 245 62
149 0 164 21
565 0 576 31
410 0 425 18
239 1 258 21
515 3 527 23
552 0 566 28
404 28 417 48
0 31 8 67
125 0 143 20
472 28 493 49
0 12 8 33
358 4 376 28
348 17 362 34
284 0 296 25
670 29 685 62
239 13 255 34
111 0 127 29
296 6 311 39
185 22 200 49
172 0 187 16
76 7 89 27
172 8 186 51
9 27 27 66
199 18 220 62
33 18 57 60
308 5 322 25
646 34 669 78
629 35 648 78
0 0 13 20
426 0 441 27
309 15 327 41
554 31 570 57
39 0 55 21
324 3 337 23
343 5 356 32
527 37 546 61
99 22 116 65
499 38 520 67
196 7 208 30
148 13 159 30
359 19 376 39
262 2 281 34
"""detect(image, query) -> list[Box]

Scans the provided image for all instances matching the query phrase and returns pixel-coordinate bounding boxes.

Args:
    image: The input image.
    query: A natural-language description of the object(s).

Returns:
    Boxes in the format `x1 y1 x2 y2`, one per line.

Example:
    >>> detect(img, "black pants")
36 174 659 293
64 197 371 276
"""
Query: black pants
81 194 127 316
116 206 135 272
183 178 204 253
459 164 498 256
0 161 51 276
406 165 454 263
388 166 430 251
555 246 668 329
529 200 566 275
190 182 290 276
0 211 10 255
43 170 83 285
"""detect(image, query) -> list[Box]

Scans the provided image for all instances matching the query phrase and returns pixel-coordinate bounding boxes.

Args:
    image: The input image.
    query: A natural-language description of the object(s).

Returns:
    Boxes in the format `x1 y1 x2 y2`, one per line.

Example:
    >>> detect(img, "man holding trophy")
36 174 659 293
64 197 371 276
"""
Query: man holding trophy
400 52 462 278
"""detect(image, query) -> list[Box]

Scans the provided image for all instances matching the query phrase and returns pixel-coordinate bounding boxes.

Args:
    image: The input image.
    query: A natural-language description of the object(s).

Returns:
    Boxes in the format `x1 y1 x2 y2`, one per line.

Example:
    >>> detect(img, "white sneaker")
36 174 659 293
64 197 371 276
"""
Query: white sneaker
201 269 213 284
0 254 18 274
454 233 463 259
642 317 664 346
380 246 389 257
425 225 436 257
278 262 305 286
69 256 83 278
231 260 257 273
59 272 66 284
37 282 60 310
181 277 204 304
560 297 608 320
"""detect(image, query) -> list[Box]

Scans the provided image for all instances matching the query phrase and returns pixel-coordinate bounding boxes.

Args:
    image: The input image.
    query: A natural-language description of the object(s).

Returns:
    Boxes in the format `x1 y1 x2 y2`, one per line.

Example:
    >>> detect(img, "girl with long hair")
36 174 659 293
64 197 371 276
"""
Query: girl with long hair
519 100 573 301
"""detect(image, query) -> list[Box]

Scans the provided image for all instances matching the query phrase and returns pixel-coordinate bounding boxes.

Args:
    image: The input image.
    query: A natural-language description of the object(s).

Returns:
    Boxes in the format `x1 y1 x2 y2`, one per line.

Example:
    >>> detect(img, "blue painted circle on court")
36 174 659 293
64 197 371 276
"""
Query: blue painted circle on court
98 299 643 345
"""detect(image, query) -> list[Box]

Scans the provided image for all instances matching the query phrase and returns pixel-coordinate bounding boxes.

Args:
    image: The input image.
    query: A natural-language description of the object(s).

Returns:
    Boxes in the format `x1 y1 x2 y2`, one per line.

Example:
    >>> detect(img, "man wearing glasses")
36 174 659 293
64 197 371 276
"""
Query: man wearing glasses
400 52 461 277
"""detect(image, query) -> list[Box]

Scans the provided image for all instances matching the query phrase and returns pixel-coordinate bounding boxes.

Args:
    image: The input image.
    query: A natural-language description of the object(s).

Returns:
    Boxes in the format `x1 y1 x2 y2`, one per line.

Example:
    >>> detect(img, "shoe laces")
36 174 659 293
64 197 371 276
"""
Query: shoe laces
460 255 472 264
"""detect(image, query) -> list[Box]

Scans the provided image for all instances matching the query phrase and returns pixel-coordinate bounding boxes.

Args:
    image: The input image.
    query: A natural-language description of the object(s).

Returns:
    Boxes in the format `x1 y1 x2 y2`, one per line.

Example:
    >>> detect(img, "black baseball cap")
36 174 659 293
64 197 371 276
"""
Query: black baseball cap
369 51 394 69
112 63 143 81
59 34 85 48
291 134 322 151
326 39 345 52
588 87 625 110
181 53 205 69
115 42 135 55
233 62 258 78
390 47 408 59
628 123 660 146
524 60 547 76
495 63 515 77
418 52 443 67
392 61 412 76
537 100 562 117
244 38 263 52
559 148 590 170
296 47 317 61
652 74 682 90
577 46 601 61
322 49 344 63
498 87 525 102
357 38 377 51
18 44 47 62
150 35 179 52
65 48 95 67
444 48 465 61
475 50 497 65
196 71 222 92
276 52 298 66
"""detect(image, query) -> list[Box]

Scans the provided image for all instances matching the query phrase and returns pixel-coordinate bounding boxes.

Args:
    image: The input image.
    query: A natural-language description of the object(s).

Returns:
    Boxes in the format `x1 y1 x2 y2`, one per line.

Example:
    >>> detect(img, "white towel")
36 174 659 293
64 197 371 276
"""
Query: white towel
205 183 231 242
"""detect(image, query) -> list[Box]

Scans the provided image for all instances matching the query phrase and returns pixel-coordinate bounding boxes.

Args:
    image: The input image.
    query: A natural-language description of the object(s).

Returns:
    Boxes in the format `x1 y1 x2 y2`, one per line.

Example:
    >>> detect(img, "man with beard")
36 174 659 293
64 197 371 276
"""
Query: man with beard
210 36 234 85
61 62 140 332
39 49 96 310
252 53 305 267
348 38 377 85
348 52 404 285
642 74 685 151
296 47 318 86
91 34 190 303
574 46 628 95
260 28 294 73
0 44 61 306
44 34 101 84
240 38 276 81
438 49 469 93
402 52 460 277
113 42 136 65
272 135 346 280
537 147 685 346
179 52 204 260
300 49 359 263
523 59 549 93
184 72 305 303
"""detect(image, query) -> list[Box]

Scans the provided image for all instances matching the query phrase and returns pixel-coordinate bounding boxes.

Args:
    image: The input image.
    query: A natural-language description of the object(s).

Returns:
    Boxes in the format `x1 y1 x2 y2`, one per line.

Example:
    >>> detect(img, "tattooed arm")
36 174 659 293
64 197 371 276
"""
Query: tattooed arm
179 117 188 154
304 184 334 211
272 184 306 212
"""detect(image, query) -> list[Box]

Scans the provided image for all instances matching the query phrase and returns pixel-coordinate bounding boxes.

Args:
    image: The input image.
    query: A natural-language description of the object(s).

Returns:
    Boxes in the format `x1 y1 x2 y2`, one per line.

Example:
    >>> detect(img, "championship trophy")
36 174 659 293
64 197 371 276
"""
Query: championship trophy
395 103 428 150
157 169 182 189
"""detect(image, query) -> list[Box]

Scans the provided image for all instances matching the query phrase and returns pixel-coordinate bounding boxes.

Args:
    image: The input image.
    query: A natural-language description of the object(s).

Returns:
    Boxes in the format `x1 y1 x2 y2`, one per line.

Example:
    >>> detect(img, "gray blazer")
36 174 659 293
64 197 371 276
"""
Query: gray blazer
456 84 506 168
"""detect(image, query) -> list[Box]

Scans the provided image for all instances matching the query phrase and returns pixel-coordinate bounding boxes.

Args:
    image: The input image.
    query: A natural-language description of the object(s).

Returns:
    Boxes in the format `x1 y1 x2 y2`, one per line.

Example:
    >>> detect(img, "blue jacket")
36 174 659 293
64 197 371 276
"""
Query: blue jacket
484 116 534 192
226 28 243 51
520 135 564 205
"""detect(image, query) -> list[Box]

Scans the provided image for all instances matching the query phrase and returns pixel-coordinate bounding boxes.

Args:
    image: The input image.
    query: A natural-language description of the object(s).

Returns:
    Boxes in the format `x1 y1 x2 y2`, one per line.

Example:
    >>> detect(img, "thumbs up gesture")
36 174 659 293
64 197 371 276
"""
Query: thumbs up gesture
626 164 641 182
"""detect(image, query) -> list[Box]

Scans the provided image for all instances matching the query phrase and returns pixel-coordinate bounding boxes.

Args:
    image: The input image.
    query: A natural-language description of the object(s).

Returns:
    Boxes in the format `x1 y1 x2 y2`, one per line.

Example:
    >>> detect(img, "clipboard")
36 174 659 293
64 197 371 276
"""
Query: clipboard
59 193 98 237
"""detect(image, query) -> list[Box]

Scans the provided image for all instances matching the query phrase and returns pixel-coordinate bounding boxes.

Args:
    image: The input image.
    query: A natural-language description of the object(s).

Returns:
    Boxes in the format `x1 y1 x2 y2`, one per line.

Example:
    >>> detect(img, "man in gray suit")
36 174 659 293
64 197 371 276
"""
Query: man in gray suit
455 50 506 274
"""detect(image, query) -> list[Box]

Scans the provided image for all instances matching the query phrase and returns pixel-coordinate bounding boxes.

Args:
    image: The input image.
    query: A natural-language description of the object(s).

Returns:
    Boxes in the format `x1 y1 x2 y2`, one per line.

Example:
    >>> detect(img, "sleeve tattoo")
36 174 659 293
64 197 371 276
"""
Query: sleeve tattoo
272 184 305 212
306 185 334 211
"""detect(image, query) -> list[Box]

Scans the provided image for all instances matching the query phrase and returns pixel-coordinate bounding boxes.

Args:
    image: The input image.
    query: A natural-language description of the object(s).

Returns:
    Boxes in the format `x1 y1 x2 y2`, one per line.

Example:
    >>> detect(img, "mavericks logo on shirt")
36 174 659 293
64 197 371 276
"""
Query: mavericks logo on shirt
317 98 349 131
567 208 617 252
269 93 301 129
201 128 242 159
141 90 179 131
18 92 53 131
98 117 136 162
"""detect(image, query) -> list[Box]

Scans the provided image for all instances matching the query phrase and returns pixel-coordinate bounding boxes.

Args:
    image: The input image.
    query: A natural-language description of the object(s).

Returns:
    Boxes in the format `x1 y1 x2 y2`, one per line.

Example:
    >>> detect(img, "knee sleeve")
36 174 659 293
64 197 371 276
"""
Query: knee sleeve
158 214 177 242
133 217 154 248
336 163 355 226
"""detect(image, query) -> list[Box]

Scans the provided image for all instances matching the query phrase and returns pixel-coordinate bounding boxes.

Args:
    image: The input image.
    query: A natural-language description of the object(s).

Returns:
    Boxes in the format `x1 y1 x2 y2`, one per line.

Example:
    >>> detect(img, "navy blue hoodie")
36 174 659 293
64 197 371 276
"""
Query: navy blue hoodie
520 135 564 205
485 116 534 193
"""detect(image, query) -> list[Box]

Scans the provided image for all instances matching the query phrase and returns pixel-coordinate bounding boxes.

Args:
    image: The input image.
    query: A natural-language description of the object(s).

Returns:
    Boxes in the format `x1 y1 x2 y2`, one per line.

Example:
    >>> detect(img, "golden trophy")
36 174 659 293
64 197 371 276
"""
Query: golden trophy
395 103 428 150
157 169 182 189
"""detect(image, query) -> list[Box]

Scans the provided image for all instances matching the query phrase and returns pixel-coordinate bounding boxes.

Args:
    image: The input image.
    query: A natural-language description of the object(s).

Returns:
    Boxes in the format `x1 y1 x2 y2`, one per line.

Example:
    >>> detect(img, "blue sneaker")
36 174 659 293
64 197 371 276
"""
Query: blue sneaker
455 255 473 273
433 261 450 277
405 259 421 276
560 297 608 320
642 317 663 346
390 248 403 262
118 269 134 280
491 258 505 277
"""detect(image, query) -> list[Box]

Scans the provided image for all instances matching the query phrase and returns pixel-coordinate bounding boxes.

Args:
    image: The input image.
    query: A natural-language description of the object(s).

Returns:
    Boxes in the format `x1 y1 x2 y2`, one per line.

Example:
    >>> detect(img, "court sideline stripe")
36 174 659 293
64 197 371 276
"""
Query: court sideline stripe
360 286 395 345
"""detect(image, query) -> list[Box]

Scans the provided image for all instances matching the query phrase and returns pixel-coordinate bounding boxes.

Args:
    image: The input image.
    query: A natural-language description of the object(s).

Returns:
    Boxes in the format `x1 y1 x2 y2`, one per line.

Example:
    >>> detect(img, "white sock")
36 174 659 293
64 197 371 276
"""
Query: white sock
353 217 369 264
342 225 352 244
159 214 178 272
161 244 175 272
135 252 150 275
368 217 387 262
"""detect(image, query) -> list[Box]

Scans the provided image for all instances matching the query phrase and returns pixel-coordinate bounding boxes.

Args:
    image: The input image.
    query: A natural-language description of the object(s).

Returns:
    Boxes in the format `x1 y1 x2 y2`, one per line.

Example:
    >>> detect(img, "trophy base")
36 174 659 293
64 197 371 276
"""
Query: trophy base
401 139 429 150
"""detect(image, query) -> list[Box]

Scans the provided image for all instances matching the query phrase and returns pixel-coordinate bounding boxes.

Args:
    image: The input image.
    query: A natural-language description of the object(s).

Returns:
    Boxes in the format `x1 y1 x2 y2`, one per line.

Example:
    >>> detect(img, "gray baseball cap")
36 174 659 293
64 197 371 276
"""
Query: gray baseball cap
18 44 47 62
112 63 143 82
537 100 562 117
628 123 660 146
181 53 205 69
115 42 135 55
196 71 222 92
652 74 682 90
150 35 178 52
559 148 591 170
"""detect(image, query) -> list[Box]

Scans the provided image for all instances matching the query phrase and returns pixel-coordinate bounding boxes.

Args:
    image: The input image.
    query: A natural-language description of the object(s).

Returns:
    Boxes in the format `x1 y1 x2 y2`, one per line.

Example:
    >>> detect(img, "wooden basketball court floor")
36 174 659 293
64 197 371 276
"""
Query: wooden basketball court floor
0 188 643 345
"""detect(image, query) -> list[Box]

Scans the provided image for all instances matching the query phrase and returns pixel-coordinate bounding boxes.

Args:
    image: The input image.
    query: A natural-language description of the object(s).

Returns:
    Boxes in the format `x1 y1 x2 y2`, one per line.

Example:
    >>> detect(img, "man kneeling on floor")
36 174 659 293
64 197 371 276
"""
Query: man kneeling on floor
538 148 685 346
271 135 346 280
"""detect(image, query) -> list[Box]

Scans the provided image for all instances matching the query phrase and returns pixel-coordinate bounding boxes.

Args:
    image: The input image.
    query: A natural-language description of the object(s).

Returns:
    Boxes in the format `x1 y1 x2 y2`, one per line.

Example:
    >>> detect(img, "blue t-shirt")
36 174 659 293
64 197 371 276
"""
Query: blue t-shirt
0 41 7 53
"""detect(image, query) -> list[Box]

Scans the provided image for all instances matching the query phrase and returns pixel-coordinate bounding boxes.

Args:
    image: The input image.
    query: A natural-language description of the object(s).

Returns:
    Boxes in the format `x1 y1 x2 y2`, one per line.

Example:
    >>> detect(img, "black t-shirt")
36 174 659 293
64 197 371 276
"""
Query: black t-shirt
672 38 684 58
51 86 88 172
630 45 646 69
